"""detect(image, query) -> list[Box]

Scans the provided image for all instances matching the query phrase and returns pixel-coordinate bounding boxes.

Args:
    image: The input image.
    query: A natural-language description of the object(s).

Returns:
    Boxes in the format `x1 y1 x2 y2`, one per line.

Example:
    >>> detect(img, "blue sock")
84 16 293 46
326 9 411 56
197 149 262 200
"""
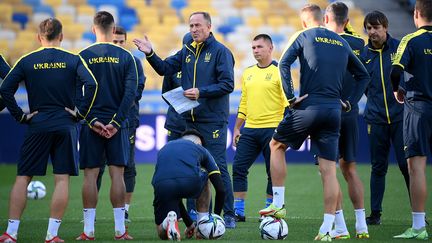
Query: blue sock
265 198 273 207
234 198 245 216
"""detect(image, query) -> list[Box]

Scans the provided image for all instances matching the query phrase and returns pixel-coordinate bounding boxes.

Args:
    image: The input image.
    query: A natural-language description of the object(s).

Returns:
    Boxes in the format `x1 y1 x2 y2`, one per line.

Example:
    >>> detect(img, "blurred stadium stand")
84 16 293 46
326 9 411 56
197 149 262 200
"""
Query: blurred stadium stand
0 0 416 114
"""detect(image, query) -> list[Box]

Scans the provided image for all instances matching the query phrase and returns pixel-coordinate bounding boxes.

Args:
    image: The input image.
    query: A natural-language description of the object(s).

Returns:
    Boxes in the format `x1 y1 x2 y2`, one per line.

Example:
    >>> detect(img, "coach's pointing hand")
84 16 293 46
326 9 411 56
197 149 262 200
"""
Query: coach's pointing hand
133 36 153 55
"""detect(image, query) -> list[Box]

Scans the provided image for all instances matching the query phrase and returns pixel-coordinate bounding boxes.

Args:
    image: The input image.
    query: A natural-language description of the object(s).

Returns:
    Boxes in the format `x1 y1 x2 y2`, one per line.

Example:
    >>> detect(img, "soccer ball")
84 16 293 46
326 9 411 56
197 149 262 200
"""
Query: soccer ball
259 216 288 240
27 181 46 199
196 214 226 239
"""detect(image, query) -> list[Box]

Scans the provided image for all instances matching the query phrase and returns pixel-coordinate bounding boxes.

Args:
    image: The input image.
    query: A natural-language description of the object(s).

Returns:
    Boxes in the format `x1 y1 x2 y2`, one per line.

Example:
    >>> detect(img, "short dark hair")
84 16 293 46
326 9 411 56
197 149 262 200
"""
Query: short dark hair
363 10 388 29
253 34 273 44
326 2 349 26
300 4 322 22
39 18 62 41
114 25 127 39
94 11 115 33
416 0 432 22
190 11 212 25
181 129 205 146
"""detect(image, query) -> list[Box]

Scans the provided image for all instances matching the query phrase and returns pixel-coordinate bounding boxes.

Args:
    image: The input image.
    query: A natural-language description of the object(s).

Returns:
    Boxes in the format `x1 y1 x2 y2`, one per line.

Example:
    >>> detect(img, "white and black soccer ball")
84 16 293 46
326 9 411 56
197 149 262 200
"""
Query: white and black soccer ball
196 214 226 239
259 216 288 240
27 181 46 199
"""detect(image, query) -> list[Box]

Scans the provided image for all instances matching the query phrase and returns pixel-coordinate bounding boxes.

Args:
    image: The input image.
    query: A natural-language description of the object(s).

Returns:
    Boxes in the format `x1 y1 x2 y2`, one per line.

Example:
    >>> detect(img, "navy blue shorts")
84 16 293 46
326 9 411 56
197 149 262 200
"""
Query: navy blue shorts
273 108 341 161
18 127 79 176
153 175 207 225
339 113 359 162
403 102 432 158
79 125 129 169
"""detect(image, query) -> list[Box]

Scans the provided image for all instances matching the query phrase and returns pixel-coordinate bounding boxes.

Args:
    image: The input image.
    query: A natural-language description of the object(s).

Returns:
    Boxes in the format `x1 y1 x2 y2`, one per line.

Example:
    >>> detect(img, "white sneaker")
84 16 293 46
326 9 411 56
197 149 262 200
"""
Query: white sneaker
166 211 181 241
329 229 350 239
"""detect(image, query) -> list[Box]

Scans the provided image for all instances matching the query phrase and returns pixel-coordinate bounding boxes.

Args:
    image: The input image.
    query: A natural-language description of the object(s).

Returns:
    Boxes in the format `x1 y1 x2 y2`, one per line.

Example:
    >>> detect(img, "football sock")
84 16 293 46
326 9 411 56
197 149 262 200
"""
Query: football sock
272 187 285 208
412 212 426 230
265 197 272 207
161 217 168 230
334 210 348 233
6 219 20 236
197 212 209 222
47 218 61 237
354 209 368 233
234 198 245 216
319 214 335 235
125 204 130 212
113 207 126 235
83 208 95 236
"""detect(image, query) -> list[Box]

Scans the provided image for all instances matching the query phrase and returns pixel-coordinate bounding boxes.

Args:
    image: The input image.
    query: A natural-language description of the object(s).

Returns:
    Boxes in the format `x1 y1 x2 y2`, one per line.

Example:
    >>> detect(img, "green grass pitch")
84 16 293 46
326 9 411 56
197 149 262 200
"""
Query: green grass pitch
0 163 430 242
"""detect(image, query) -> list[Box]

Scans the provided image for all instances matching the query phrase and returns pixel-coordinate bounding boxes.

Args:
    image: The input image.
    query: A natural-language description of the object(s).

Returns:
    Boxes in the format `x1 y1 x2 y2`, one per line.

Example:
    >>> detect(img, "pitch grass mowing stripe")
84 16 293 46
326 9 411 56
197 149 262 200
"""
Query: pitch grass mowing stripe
0 163 430 242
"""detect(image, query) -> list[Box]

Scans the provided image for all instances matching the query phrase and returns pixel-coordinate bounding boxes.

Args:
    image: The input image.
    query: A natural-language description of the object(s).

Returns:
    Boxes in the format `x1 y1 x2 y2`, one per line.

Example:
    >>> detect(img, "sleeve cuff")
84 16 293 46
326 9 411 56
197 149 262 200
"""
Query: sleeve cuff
109 119 121 129
87 117 98 128
146 50 155 59
237 112 246 120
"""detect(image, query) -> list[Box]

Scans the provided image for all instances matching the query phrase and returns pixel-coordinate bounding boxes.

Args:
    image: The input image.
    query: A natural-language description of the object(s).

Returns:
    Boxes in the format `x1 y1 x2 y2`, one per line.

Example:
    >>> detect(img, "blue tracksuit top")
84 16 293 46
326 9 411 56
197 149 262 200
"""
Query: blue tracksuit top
0 54 11 111
129 56 146 128
340 33 366 116
162 71 187 133
79 43 138 128
279 27 369 109
152 139 220 185
0 47 98 132
146 33 235 123
361 34 404 124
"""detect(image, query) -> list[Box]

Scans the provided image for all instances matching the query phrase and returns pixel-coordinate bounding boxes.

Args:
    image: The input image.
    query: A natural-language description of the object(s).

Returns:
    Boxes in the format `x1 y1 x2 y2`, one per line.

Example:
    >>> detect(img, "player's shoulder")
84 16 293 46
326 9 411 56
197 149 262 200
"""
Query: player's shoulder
400 28 429 47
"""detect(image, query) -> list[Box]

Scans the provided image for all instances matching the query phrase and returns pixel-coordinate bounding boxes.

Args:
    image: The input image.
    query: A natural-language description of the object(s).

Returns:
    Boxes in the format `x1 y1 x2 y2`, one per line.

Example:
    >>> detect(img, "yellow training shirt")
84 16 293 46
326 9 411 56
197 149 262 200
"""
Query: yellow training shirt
237 61 288 128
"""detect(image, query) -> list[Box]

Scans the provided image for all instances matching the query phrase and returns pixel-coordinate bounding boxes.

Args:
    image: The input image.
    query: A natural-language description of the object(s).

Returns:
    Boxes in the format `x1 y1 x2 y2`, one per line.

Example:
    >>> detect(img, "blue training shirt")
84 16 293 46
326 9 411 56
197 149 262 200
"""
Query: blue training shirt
128 56 145 128
152 139 220 185
340 33 365 115
79 42 138 128
279 27 369 109
393 25 432 108
0 54 11 111
0 47 98 132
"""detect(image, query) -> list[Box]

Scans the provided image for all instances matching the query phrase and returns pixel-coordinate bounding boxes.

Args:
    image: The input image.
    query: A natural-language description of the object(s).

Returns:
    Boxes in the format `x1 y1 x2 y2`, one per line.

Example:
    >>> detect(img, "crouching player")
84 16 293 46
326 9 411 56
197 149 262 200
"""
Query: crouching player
152 130 225 240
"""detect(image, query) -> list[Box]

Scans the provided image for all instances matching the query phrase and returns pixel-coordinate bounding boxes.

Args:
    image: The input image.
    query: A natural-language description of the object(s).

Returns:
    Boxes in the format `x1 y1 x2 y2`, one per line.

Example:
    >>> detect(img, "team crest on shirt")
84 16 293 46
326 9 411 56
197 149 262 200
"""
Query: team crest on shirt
265 73 272 81
185 55 191 63
204 52 212 62
247 75 252 81
212 130 219 139
176 71 182 78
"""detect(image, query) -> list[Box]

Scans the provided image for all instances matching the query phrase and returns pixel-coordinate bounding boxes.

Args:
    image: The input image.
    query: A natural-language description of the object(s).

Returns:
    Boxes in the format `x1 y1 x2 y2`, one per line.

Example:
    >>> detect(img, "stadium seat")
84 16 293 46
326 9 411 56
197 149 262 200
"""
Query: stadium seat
56 14 75 25
56 5 76 16
97 5 118 22
76 5 96 16
0 4 13 23
13 4 34 15
23 0 41 7
82 31 96 42
76 15 93 30
43 0 63 7
32 12 53 25
12 13 28 29
33 5 55 16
